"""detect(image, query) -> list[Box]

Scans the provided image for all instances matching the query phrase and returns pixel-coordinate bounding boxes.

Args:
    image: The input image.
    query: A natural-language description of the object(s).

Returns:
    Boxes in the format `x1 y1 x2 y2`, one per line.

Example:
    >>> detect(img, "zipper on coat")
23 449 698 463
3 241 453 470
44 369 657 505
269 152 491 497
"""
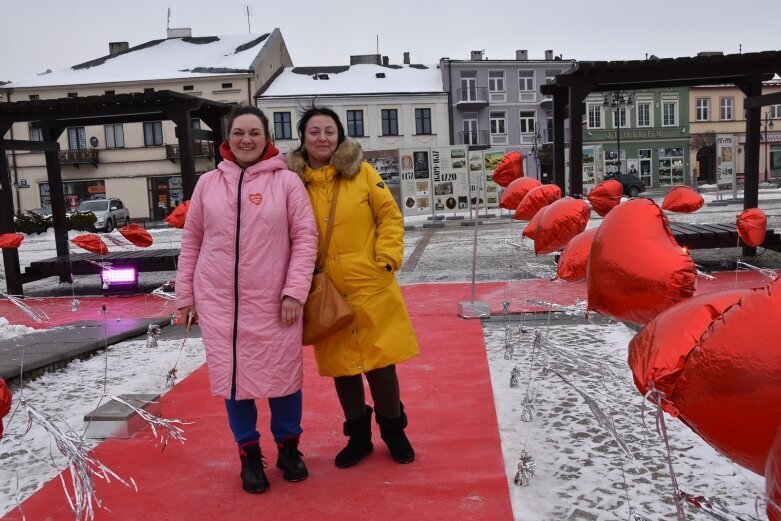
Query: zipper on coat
230 168 246 398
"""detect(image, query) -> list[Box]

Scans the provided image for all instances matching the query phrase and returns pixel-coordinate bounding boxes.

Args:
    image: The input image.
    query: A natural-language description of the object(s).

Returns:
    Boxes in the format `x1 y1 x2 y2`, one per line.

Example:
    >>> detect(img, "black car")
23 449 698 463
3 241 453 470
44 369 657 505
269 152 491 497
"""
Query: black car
604 173 646 197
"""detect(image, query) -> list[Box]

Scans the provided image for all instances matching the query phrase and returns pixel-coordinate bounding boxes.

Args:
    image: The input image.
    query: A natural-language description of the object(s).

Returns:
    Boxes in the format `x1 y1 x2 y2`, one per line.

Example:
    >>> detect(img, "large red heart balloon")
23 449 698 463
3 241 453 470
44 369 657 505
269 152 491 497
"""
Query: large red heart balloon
667 277 781 475
736 207 767 247
587 198 696 325
587 179 623 217
556 228 598 281
499 177 541 210
0 378 10 439
492 151 524 187
513 184 562 221
165 200 190 229
0 233 24 249
522 204 547 241
767 426 781 520
119 223 153 248
628 288 747 402
533 197 590 255
71 234 109 255
661 186 704 213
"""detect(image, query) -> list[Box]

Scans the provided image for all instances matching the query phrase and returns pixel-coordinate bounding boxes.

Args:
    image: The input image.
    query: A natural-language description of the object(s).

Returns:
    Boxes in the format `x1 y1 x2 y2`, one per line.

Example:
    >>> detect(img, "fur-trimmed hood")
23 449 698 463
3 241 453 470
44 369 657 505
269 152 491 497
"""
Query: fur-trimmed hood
286 138 363 182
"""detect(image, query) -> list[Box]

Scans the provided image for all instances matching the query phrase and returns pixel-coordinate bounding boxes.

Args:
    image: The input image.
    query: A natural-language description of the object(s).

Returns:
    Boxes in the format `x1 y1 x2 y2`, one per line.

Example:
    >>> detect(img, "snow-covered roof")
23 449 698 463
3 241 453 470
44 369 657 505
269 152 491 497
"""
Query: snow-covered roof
260 64 444 97
6 33 274 89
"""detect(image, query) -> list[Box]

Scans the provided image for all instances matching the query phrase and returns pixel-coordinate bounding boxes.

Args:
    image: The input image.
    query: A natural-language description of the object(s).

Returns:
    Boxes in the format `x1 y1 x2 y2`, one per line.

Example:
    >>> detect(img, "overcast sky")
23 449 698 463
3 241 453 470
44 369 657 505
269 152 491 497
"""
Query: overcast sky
2 0 780 83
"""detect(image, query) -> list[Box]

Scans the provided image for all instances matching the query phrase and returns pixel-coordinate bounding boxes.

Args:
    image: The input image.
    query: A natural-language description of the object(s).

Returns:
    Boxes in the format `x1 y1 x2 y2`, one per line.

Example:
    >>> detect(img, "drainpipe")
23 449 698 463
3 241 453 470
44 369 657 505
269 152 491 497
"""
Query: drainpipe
446 59 454 145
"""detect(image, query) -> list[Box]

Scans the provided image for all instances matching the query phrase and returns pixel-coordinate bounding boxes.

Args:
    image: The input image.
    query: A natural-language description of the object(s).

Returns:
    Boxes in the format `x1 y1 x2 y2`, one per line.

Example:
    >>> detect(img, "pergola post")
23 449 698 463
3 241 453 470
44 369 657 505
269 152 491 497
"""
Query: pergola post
551 87 567 193
0 132 23 295
167 110 196 201
41 125 70 282
567 86 588 198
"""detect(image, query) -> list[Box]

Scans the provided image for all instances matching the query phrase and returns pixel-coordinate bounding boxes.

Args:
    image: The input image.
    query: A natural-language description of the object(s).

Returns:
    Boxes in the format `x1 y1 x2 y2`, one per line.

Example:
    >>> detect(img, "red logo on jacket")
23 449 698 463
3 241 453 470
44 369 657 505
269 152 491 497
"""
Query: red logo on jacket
248 192 262 205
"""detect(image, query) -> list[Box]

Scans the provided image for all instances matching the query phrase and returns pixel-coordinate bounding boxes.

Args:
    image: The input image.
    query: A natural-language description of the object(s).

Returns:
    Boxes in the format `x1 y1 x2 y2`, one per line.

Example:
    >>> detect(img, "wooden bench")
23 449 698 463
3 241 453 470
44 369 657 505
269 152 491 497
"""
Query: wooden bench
669 222 781 252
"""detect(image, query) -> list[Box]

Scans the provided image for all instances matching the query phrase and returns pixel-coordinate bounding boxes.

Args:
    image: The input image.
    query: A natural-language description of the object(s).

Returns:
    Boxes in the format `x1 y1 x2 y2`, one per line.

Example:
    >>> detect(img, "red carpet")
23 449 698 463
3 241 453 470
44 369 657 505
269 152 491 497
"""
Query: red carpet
1 288 514 521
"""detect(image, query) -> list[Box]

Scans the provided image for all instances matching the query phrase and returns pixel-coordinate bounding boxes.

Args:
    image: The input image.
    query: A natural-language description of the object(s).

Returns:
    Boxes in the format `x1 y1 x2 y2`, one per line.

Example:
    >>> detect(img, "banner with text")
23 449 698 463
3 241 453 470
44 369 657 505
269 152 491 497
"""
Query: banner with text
399 149 432 217
431 146 470 217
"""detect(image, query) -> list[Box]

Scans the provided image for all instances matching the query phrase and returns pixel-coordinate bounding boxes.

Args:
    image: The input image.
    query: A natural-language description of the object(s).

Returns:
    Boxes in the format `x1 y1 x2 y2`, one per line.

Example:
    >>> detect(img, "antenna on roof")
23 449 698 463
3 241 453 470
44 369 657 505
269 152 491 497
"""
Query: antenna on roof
376 34 379 55
166 7 171 30
246 5 251 34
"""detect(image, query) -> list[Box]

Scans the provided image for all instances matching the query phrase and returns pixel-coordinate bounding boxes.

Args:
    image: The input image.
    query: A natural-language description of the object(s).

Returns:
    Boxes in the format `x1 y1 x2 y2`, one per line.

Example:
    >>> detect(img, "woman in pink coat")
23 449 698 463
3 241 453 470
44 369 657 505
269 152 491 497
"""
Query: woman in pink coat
176 105 317 494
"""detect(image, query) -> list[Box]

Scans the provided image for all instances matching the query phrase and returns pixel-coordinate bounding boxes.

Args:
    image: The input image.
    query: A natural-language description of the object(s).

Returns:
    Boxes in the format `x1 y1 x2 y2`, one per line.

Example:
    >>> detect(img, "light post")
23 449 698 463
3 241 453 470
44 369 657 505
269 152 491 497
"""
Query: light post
531 122 541 180
762 111 774 183
603 91 633 174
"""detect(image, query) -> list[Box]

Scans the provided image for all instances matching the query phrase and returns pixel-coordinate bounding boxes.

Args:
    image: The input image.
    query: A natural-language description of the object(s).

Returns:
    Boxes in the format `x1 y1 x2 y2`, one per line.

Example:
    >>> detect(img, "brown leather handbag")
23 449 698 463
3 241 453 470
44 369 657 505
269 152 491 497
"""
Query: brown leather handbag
302 177 354 345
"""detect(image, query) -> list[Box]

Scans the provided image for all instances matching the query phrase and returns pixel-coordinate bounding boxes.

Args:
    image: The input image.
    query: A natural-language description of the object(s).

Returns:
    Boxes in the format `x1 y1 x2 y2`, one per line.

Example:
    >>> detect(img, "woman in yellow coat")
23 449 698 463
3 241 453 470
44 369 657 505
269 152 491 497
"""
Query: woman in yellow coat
287 106 419 468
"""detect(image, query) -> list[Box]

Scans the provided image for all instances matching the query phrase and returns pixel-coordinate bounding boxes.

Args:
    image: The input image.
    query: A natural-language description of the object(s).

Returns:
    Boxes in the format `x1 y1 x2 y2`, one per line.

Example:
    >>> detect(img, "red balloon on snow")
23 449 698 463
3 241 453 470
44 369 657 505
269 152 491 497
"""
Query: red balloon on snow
499 177 541 210
492 151 524 187
661 186 704 213
513 184 562 221
0 233 24 249
533 197 591 255
736 207 767 247
587 198 696 325
71 234 109 255
119 223 153 248
521 205 547 241
556 228 598 281
658 277 781 475
0 378 10 440
767 427 781 520
165 200 190 229
587 179 623 217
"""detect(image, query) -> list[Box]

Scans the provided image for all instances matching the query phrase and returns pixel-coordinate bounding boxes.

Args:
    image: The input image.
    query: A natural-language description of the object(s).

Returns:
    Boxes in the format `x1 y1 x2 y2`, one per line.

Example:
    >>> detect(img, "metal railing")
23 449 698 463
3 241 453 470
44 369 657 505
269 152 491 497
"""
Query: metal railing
58 149 98 165
459 131 490 147
456 87 488 104
165 141 214 160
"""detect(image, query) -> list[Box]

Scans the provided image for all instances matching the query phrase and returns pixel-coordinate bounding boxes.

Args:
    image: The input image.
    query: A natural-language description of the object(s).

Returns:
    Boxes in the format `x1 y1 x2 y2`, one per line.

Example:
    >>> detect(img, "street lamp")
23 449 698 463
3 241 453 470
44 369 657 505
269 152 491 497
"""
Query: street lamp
531 122 541 180
603 91 633 174
762 111 774 182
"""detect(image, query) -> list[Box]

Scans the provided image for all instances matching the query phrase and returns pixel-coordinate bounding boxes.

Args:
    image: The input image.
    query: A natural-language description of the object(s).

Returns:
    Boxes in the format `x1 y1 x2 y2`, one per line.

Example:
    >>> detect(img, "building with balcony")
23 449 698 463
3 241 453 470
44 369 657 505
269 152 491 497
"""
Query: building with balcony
581 87 691 189
440 50 575 181
1 28 292 220
256 53 449 155
689 80 781 185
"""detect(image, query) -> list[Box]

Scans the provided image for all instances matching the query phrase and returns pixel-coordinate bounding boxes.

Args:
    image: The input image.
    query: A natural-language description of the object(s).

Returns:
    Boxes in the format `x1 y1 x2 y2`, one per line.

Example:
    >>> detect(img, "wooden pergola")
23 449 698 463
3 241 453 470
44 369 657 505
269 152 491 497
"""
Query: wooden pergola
0 90 231 295
541 50 781 207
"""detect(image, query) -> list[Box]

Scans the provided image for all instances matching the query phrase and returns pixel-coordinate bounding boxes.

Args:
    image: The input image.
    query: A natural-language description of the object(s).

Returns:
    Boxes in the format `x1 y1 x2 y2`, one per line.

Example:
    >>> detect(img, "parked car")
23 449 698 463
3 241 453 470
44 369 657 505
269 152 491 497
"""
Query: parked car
76 198 130 232
604 173 646 197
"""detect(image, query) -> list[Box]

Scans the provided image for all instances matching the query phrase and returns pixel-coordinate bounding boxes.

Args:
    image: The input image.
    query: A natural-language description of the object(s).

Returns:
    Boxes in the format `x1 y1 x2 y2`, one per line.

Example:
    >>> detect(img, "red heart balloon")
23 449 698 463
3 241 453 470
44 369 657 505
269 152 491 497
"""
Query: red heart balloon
556 228 598 281
587 179 623 217
0 378 10 440
71 234 109 255
736 207 767 247
119 223 153 248
587 198 696 325
0 233 24 249
767 426 781 520
668 278 781 475
499 177 541 210
513 184 562 221
165 200 190 229
533 197 591 255
492 151 524 187
661 186 704 213
522 204 547 241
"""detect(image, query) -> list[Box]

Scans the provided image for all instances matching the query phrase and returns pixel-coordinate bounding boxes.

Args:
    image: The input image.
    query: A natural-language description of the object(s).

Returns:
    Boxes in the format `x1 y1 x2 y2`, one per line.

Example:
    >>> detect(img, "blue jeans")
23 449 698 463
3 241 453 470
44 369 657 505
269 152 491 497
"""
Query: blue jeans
224 390 303 445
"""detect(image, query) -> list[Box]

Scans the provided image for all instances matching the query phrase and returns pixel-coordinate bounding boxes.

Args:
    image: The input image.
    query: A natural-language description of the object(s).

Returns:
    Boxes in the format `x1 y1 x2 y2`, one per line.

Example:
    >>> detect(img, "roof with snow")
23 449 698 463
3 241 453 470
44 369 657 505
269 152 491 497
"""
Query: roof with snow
259 64 444 97
5 33 274 89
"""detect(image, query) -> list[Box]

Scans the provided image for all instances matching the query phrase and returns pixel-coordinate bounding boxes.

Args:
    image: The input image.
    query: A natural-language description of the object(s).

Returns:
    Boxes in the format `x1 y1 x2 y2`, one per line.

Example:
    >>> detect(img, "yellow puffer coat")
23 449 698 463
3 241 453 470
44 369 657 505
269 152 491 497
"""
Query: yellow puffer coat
288 139 419 377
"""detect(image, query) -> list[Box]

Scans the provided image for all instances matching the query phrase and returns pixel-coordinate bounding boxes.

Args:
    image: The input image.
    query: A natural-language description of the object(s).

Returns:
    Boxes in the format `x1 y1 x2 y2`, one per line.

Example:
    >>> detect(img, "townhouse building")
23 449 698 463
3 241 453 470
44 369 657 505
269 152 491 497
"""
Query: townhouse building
1 28 292 219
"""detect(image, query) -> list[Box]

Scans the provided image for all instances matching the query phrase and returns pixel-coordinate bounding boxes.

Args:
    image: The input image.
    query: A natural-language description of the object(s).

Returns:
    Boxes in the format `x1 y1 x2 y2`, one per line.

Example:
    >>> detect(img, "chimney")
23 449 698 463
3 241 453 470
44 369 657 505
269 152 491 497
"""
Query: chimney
167 27 192 39
403 52 410 65
544 49 554 60
382 56 389 66
109 42 129 56
470 50 484 61
515 50 528 61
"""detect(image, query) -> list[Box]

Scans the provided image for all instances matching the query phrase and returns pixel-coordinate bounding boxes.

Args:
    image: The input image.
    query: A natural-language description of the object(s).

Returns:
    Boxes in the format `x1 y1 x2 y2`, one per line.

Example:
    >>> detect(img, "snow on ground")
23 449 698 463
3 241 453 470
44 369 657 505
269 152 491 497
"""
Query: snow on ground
2 187 781 518
0 318 37 340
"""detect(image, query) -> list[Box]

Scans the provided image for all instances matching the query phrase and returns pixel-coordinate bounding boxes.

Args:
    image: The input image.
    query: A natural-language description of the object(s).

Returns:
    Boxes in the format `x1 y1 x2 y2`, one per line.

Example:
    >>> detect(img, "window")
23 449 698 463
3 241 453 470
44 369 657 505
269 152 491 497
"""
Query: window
637 102 651 127
183 85 194 91
67 92 78 98
143 121 163 146
587 104 602 129
273 112 292 140
104 124 125 148
662 101 678 126
460 74 477 102
346 110 364 137
696 98 710 121
544 70 560 85
415 108 432 135
488 70 505 92
771 104 781 119
381 109 398 136
221 82 233 89
28 123 42 142
104 90 115 95
518 70 534 91
144 88 154 94
638 149 652 186
463 118 478 145
67 127 86 150
29 94 39 101
490 111 506 135
720 97 733 120
519 110 536 134
191 118 202 144
612 107 628 128
658 147 684 186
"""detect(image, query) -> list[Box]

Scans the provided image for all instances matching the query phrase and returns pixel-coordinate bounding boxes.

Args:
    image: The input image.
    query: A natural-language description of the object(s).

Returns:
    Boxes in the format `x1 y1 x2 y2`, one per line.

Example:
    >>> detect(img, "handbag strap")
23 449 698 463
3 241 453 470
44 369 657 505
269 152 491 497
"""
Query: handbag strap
315 176 341 272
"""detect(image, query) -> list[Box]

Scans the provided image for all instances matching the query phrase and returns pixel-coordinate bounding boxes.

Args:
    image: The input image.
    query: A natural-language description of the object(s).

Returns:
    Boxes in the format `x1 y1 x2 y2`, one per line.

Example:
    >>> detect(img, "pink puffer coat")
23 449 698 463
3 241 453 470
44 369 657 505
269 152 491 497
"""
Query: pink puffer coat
176 153 317 399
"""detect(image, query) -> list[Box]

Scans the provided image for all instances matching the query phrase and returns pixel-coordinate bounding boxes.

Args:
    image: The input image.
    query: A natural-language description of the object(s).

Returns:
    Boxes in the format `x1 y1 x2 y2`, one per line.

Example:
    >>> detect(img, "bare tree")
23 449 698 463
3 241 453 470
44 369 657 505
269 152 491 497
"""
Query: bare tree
690 131 716 151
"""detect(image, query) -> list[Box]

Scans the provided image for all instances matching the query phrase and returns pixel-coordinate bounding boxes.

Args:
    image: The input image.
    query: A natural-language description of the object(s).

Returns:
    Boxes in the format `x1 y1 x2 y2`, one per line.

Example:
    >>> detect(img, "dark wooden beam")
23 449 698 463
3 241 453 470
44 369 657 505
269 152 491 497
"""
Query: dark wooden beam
0 139 60 152
549 86 567 191
41 126 71 283
166 110 197 201
567 86 589 197
0 144 23 295
745 91 781 109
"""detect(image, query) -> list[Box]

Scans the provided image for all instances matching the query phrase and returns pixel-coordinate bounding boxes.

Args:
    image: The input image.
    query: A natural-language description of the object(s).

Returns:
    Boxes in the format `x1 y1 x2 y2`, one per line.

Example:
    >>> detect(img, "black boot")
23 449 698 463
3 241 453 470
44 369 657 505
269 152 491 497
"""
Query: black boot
276 436 308 482
375 403 415 464
239 441 270 493
335 405 374 468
